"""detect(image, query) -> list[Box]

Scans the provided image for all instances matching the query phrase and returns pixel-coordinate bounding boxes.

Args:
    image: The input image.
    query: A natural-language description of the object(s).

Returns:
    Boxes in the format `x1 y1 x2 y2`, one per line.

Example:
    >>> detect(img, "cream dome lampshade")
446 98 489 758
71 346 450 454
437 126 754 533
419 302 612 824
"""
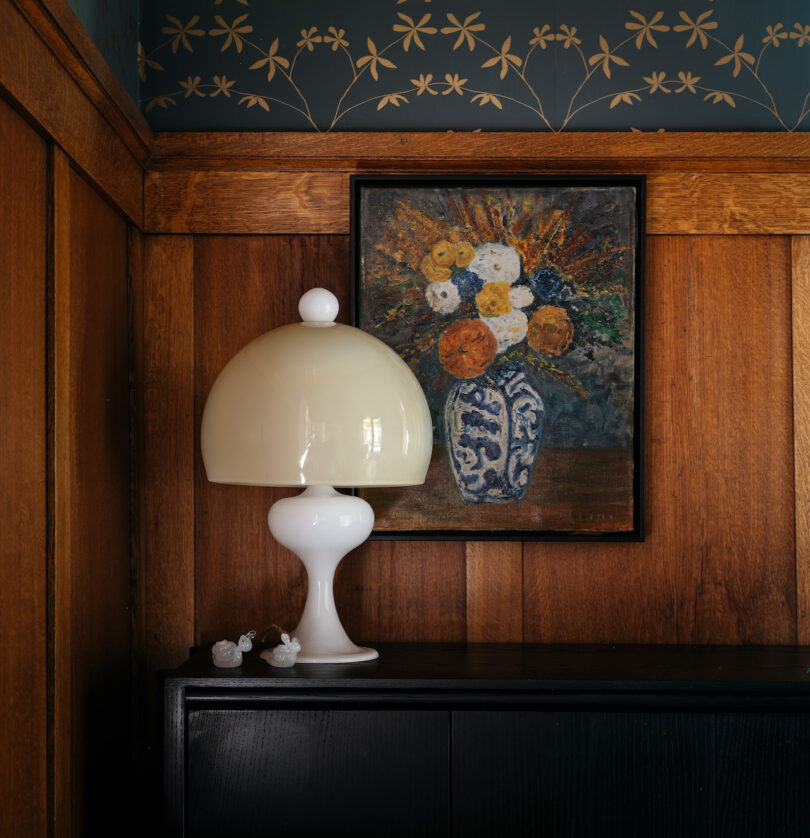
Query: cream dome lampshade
201 288 432 663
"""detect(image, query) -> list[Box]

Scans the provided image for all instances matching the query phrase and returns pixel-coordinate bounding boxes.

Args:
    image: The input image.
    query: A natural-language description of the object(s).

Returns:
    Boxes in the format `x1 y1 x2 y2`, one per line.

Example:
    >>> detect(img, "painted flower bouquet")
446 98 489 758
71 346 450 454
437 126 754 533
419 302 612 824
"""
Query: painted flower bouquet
359 186 636 504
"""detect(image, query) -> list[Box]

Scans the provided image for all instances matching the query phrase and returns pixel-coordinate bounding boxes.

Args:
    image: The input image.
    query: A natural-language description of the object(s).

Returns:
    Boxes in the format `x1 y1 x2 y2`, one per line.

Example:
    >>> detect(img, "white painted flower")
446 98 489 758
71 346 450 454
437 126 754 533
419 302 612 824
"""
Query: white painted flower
484 309 528 353
425 281 460 314
508 285 534 308
468 243 521 285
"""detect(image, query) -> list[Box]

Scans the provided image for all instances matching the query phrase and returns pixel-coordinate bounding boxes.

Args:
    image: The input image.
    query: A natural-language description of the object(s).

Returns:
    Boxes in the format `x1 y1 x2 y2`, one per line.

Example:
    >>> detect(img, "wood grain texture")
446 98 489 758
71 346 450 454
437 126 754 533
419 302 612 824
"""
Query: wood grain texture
193 236 349 644
524 236 796 645
793 236 810 645
0 0 142 224
465 542 523 643
0 93 47 838
150 131 810 164
140 237 195 672
453 711 714 838
10 0 151 160
145 171 810 236
51 144 72 838
716 714 810 838
58 166 132 837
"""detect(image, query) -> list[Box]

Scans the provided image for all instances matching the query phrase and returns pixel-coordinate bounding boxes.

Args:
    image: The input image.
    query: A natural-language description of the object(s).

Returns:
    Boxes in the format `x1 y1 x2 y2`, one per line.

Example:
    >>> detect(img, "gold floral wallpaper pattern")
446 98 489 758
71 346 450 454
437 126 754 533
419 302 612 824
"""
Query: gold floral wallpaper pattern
137 0 810 130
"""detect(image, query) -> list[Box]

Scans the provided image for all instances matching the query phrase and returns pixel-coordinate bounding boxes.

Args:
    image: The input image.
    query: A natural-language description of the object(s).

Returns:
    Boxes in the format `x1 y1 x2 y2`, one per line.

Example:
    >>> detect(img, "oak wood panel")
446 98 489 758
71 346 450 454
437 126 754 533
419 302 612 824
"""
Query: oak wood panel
793 236 810 645
151 131 810 163
193 236 348 643
0 92 47 838
465 542 523 643
57 166 132 837
524 236 795 645
0 0 142 224
144 171 810 236
51 145 71 838
140 237 195 671
11 0 151 160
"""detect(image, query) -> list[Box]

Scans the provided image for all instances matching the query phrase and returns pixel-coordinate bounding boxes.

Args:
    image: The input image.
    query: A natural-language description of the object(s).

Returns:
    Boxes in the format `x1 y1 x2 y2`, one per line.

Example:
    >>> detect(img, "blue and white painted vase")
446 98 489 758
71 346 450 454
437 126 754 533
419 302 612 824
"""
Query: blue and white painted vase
444 364 544 503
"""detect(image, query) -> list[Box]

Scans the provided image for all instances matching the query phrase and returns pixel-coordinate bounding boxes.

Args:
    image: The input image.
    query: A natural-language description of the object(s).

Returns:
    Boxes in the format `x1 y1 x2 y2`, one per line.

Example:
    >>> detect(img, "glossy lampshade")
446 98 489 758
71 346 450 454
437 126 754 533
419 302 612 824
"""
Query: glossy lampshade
200 295 433 488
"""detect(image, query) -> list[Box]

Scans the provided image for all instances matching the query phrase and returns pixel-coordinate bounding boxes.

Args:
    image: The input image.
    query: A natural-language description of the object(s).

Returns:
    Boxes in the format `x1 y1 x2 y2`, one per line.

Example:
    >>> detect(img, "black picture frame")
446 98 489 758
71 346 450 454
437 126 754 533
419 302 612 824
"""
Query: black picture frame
351 174 645 541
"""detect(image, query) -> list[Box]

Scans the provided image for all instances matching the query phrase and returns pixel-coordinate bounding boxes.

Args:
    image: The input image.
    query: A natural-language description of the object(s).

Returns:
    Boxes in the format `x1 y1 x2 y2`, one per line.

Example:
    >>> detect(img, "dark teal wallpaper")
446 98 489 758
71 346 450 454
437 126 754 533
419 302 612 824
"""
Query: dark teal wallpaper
68 0 139 101
137 0 810 131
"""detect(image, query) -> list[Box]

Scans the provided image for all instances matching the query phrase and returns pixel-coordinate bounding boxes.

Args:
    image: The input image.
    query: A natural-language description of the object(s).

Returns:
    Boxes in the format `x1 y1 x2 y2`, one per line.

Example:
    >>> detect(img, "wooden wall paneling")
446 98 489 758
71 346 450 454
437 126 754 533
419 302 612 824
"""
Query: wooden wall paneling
524 236 796 645
54 163 132 837
464 543 523 643
193 236 346 643
335 539 467 644
0 0 143 224
793 236 810 645
140 237 195 670
0 93 47 838
144 170 810 237
150 132 810 167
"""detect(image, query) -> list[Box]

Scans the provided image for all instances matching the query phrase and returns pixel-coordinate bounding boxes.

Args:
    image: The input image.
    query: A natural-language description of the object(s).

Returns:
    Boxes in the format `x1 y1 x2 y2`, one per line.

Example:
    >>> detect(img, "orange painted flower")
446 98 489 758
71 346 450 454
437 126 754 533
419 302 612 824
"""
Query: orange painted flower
438 319 496 378
430 240 457 268
476 281 512 318
527 306 574 356
455 240 474 267
421 254 451 282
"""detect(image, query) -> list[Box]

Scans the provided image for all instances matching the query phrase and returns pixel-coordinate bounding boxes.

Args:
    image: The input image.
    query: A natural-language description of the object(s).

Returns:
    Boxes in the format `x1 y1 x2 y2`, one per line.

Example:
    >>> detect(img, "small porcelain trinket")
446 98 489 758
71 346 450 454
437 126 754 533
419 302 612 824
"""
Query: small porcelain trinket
212 630 256 668
260 633 301 668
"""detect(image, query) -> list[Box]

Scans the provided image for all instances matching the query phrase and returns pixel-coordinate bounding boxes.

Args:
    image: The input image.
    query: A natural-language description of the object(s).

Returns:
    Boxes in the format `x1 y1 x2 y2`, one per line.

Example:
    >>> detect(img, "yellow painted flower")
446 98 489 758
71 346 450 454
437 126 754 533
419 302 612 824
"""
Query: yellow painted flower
297 27 322 52
610 91 641 108
430 241 457 268
209 14 253 54
527 306 574 356
471 93 503 109
588 36 629 79
530 25 554 50
211 75 235 98
556 25 581 49
239 95 270 111
377 93 408 110
357 38 397 81
790 23 810 47
476 281 512 318
324 27 349 51
455 241 475 267
625 10 669 49
441 12 485 52
179 75 204 98
249 38 290 81
137 42 163 81
411 73 437 95
675 71 700 93
421 255 451 282
714 35 754 78
393 13 437 52
762 23 788 48
643 72 670 93
161 15 204 54
482 36 522 80
442 73 467 95
673 10 718 50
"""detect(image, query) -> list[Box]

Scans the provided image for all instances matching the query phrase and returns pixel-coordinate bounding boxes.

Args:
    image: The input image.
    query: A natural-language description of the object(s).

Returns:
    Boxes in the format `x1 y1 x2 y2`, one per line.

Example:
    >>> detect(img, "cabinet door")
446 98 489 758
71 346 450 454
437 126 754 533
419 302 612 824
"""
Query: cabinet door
452 711 714 838
717 713 810 838
185 708 449 838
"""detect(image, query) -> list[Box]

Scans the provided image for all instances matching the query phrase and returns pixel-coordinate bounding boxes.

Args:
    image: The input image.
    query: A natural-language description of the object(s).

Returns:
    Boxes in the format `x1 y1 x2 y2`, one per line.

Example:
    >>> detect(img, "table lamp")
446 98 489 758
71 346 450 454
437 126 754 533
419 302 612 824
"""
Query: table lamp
200 288 432 663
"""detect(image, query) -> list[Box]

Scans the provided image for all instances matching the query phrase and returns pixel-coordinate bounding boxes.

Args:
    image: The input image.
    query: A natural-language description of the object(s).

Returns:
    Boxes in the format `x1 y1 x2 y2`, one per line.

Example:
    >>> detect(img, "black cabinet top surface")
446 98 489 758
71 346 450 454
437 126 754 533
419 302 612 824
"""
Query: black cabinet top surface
164 643 810 695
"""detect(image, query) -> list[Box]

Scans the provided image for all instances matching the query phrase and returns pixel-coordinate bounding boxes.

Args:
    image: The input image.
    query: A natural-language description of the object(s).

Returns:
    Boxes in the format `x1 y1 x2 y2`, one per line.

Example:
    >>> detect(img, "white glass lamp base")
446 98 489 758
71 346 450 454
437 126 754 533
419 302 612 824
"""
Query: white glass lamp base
268 486 379 664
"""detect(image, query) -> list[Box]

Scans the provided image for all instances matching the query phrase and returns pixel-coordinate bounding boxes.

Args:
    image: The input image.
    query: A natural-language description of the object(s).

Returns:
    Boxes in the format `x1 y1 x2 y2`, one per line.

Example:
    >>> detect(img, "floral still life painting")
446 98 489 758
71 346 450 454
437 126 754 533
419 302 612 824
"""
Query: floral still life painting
352 176 644 539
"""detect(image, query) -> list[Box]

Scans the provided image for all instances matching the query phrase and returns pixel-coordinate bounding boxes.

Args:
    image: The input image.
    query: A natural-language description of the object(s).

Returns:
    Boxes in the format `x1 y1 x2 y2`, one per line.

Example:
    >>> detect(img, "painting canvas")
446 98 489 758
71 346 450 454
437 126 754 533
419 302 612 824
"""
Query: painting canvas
352 175 644 540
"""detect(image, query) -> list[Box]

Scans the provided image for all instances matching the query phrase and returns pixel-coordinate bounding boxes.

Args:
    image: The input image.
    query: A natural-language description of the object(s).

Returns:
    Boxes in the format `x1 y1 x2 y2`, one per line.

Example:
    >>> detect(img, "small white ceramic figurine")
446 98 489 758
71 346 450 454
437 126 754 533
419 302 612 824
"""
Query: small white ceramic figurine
260 633 302 668
211 630 255 668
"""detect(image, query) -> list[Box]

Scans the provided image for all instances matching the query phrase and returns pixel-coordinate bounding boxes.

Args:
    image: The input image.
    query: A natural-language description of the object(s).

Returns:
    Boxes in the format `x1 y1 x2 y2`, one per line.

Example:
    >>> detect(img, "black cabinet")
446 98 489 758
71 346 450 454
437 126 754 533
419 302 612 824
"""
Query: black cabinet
163 645 810 838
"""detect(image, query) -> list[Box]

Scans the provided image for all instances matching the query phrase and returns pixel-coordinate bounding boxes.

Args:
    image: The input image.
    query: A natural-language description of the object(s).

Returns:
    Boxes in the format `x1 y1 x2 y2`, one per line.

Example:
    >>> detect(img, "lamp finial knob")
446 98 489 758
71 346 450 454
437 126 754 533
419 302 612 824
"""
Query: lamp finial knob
299 288 339 324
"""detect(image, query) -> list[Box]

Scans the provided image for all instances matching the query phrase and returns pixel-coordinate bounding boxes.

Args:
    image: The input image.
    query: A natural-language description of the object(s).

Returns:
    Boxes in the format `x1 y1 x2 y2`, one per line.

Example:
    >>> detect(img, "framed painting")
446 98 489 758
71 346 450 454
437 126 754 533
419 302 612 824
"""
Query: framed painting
351 175 645 540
